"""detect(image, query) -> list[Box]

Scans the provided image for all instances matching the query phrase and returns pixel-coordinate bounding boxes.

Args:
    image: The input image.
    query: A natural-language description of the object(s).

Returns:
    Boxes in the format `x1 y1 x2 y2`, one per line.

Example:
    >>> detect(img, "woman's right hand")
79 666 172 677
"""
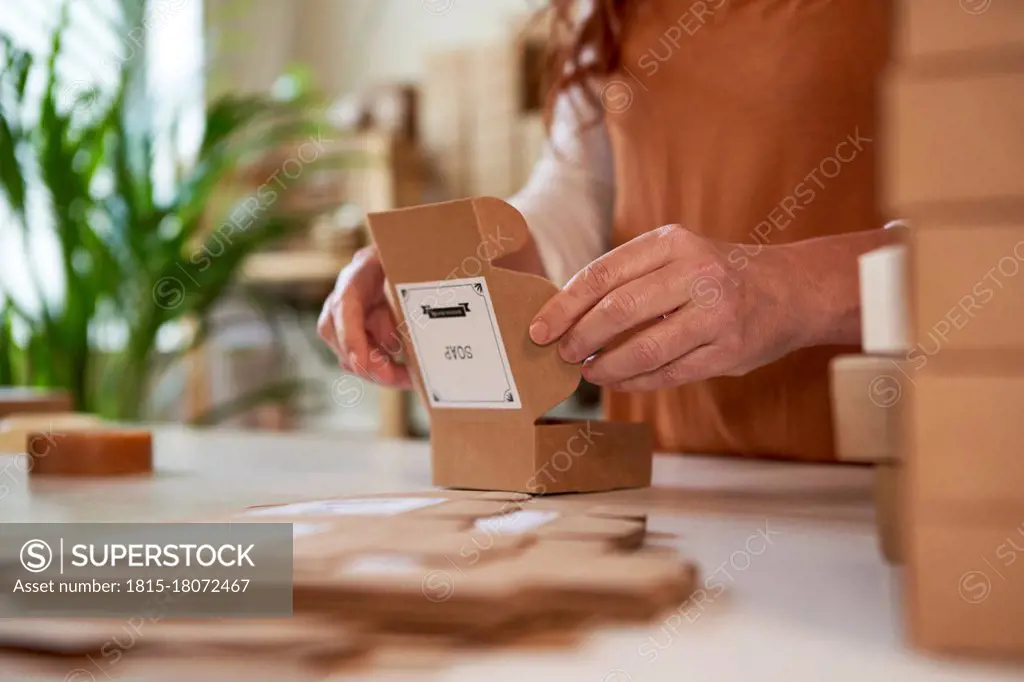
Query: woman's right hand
317 245 412 389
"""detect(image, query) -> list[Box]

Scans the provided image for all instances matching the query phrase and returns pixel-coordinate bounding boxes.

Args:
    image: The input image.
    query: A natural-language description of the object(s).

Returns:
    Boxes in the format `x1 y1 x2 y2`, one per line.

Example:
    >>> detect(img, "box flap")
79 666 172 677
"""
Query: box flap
367 198 581 423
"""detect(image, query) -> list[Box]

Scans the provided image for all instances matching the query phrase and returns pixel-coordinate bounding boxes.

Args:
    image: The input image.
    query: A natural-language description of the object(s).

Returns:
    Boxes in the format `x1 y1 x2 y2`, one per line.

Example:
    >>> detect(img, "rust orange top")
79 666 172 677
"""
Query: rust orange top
602 0 891 460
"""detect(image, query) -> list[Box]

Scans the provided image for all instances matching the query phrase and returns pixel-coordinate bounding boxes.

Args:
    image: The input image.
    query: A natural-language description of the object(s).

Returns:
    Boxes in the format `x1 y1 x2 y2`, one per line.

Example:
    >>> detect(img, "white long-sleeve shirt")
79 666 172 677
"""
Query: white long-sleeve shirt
507 88 615 287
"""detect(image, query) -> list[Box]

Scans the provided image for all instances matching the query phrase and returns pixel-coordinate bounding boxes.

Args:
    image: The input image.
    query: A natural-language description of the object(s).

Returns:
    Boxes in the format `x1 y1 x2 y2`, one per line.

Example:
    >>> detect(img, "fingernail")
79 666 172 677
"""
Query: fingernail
559 340 580 364
348 352 359 369
529 320 548 344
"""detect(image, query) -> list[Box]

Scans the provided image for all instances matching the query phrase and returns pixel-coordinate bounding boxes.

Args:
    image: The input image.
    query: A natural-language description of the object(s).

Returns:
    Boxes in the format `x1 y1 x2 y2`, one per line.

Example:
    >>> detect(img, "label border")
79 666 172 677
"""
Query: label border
396 277 521 410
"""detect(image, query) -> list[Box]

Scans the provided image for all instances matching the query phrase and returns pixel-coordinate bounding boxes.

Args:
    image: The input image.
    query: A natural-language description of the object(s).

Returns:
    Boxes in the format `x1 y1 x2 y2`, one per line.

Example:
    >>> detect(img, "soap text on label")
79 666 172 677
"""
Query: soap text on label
444 345 474 360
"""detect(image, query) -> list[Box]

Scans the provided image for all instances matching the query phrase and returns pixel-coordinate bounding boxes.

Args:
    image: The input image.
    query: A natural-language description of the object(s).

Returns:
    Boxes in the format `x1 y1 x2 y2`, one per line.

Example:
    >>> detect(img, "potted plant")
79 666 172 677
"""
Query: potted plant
0 11 345 421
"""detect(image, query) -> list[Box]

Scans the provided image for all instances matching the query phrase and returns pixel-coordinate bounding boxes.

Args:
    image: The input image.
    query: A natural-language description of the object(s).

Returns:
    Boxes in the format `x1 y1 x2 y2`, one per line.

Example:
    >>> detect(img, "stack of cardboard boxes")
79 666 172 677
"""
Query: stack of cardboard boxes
885 0 1024 659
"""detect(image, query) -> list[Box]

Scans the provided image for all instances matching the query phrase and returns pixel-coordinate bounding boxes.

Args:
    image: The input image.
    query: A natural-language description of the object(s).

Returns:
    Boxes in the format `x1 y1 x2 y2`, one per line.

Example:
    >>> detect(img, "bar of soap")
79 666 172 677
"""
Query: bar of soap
0 388 72 419
858 244 908 354
0 412 104 453
26 428 153 476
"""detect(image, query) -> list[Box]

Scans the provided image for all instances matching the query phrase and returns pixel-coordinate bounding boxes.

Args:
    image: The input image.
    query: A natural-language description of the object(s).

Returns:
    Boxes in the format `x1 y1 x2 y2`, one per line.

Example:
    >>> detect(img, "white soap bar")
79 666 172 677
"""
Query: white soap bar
859 245 909 354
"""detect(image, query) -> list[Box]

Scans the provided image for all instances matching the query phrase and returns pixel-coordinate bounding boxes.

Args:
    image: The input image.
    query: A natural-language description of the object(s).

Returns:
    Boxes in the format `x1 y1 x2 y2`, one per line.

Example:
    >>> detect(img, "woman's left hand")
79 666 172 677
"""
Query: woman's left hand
527 224 814 391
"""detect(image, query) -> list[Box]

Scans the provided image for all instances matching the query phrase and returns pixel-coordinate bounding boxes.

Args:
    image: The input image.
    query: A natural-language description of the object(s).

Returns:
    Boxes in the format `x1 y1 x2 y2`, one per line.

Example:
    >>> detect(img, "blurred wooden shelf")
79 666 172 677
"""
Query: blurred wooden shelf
240 251 352 286
187 129 423 439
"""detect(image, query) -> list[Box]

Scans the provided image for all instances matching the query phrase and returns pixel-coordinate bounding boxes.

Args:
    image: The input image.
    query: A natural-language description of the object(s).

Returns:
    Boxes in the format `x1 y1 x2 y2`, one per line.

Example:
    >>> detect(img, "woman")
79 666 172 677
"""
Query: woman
318 0 901 461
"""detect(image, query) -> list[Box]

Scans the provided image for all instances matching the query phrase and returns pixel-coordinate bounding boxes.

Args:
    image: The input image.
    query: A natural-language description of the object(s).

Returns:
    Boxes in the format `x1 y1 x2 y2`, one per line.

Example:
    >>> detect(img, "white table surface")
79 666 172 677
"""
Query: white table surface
0 426 1021 682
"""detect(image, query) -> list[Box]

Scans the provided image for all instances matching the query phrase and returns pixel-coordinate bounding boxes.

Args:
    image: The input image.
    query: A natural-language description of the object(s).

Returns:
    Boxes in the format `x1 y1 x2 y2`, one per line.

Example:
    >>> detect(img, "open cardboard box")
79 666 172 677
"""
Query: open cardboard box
366 197 652 493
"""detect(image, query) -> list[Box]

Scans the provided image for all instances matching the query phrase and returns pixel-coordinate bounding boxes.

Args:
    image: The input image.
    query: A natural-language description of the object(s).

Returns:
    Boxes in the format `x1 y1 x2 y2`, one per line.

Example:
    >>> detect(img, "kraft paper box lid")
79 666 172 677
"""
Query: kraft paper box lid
367 197 651 494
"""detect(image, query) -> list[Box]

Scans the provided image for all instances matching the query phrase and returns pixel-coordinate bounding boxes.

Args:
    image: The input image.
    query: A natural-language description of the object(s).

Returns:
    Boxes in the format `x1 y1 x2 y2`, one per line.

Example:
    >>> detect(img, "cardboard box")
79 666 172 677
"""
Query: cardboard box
367 197 652 493
874 462 902 565
909 373 1024 511
829 355 906 463
885 70 1024 214
907 519 1024 657
892 0 1024 661
912 223 1024 350
898 0 1024 63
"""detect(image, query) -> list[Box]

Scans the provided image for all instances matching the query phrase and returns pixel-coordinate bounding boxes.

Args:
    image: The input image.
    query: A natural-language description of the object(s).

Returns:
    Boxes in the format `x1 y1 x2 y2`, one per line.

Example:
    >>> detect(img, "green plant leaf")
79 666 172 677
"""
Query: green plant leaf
0 301 16 385
1 4 350 422
0 109 25 216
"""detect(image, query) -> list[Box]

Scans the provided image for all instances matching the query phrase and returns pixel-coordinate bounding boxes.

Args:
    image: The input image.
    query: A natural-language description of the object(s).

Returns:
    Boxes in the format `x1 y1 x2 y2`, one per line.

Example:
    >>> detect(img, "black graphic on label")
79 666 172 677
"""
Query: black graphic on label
421 302 470 319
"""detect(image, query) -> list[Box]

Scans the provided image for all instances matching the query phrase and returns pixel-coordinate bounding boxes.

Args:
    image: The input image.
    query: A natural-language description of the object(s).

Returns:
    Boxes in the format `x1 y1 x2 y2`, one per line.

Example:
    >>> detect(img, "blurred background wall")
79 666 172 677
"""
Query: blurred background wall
205 0 537 96
0 0 594 439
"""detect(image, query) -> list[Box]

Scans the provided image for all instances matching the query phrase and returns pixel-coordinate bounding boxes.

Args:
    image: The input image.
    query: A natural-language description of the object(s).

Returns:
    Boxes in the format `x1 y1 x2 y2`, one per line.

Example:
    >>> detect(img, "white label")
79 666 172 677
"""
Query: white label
243 497 448 518
344 554 424 576
474 510 560 535
395 277 521 409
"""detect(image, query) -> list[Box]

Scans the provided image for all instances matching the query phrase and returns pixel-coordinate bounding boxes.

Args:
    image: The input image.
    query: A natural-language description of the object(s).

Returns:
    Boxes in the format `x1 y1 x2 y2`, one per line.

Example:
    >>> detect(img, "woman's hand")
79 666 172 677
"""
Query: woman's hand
527 225 815 391
317 245 412 389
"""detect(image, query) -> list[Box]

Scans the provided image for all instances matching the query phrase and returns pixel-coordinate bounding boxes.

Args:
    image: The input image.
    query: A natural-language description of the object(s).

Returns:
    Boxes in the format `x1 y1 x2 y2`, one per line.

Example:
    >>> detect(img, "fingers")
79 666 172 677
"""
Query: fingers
557 261 694 364
530 225 684 346
331 249 387 367
604 344 722 392
317 290 345 361
380 364 412 390
362 304 413 389
337 256 385 366
364 303 401 354
318 246 415 390
325 301 412 390
581 307 713 386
